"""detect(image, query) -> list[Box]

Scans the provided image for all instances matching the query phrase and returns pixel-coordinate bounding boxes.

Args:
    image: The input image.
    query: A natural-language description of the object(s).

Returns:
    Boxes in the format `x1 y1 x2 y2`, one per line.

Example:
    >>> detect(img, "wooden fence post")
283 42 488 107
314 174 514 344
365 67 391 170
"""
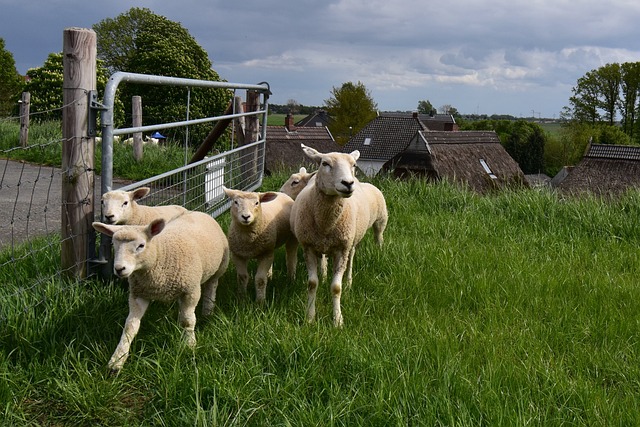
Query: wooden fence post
241 90 260 181
132 95 143 161
19 92 30 147
61 27 96 278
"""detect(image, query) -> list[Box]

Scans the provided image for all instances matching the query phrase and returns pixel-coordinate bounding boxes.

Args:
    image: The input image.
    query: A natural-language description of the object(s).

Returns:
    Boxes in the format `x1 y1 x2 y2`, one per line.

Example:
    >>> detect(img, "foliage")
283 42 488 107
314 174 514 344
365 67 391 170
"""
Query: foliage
0 38 22 117
417 99 435 115
20 53 122 124
3 177 640 425
567 61 640 143
93 8 232 146
325 81 377 144
461 119 547 174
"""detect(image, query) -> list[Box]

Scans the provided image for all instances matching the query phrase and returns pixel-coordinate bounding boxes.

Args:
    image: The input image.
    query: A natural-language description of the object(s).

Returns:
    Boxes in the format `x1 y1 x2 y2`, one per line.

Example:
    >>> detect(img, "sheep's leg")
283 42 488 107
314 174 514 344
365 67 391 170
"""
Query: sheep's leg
331 250 350 328
233 254 250 298
255 253 274 304
319 254 328 282
179 289 201 348
285 237 298 280
374 217 387 247
201 276 219 317
108 295 150 373
344 247 356 290
304 247 319 323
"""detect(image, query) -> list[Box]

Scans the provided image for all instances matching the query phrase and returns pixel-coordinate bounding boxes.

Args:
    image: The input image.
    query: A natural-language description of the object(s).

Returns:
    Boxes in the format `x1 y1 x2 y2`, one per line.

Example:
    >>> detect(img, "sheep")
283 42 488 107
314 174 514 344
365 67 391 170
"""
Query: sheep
279 167 316 200
92 210 230 373
101 187 188 225
222 186 298 304
290 144 388 327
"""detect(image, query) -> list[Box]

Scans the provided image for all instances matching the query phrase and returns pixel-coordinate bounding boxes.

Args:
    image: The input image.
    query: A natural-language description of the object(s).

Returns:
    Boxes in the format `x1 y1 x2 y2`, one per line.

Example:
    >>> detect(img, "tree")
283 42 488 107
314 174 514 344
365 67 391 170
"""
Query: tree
21 53 120 123
417 99 434 115
619 62 640 139
568 70 602 124
325 81 377 144
595 63 621 125
0 38 22 117
286 99 300 114
94 8 231 144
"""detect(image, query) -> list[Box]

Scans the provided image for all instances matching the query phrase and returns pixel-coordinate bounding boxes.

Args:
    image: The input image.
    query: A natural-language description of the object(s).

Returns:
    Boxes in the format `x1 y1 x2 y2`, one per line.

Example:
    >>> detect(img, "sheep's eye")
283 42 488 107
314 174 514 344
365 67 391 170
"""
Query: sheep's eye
322 161 331 168
292 180 300 185
137 243 145 251
255 201 259 206
123 201 128 207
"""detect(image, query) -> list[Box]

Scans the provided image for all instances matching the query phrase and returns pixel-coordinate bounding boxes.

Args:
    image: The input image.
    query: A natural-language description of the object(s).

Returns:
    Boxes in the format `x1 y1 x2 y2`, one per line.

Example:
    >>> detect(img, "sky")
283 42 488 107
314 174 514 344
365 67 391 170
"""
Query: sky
2 0 640 118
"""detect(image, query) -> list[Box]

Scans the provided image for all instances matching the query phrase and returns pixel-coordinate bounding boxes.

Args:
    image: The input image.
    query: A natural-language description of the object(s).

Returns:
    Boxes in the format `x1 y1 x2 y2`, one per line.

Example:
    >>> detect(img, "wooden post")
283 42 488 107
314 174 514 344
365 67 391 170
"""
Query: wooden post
19 92 30 147
241 90 260 181
132 95 143 161
61 27 96 278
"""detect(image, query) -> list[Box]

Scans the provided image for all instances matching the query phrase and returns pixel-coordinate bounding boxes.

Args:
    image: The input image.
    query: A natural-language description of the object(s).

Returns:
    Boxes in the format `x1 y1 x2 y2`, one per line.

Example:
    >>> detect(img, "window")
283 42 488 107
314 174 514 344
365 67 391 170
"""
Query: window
364 137 372 146
479 159 497 179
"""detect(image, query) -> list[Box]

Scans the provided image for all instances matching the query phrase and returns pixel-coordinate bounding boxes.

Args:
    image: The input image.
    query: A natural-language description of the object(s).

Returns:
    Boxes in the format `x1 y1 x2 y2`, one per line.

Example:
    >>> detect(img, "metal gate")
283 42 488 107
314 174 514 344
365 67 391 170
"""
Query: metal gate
91 72 271 278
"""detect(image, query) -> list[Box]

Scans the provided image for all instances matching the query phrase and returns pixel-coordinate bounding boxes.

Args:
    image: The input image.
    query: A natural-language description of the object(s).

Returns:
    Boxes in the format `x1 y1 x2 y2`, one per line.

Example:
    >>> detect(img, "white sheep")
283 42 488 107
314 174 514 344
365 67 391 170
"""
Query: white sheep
279 167 316 200
92 211 230 373
101 187 188 225
290 144 388 327
223 186 297 303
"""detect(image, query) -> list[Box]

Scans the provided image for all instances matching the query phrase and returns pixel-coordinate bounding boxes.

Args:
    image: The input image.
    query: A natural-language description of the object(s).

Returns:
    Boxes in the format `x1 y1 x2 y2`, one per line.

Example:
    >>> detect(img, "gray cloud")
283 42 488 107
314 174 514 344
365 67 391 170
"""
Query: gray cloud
2 0 640 116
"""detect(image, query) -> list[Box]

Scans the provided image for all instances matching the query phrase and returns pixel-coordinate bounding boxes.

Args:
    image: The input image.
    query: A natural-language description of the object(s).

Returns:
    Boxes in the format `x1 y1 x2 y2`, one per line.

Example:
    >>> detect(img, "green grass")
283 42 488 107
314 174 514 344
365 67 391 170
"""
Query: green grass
2 175 640 425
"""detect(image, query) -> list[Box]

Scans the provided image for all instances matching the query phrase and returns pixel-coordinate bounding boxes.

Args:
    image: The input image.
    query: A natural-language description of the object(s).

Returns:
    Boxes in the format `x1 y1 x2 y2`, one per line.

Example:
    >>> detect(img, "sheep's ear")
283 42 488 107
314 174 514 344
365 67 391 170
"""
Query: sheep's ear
93 221 117 237
301 145 322 162
132 187 150 200
350 150 360 161
299 167 307 174
222 186 238 198
260 192 279 203
147 219 166 238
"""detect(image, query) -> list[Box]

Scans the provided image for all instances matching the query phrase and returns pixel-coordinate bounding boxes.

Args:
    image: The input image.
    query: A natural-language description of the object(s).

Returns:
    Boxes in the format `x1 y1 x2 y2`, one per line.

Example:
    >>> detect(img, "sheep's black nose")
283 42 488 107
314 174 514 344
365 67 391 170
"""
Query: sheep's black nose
114 266 126 276
105 215 115 223
242 214 250 221
341 180 354 191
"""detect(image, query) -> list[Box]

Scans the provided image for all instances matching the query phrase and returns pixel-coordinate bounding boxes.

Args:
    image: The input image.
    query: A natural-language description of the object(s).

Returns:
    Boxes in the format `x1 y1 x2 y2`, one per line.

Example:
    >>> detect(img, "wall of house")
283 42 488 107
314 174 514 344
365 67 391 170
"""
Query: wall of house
357 160 385 177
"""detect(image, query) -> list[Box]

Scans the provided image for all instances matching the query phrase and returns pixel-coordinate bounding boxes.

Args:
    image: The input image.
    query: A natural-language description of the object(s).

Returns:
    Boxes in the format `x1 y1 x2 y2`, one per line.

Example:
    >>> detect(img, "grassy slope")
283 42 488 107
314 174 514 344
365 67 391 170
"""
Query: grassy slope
2 176 640 426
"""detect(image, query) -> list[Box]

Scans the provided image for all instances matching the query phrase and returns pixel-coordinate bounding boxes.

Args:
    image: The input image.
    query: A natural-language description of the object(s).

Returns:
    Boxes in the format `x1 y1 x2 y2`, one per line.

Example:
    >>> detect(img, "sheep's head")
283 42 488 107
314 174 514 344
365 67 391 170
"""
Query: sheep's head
93 219 165 278
279 167 316 200
223 186 278 226
101 187 150 224
301 144 359 198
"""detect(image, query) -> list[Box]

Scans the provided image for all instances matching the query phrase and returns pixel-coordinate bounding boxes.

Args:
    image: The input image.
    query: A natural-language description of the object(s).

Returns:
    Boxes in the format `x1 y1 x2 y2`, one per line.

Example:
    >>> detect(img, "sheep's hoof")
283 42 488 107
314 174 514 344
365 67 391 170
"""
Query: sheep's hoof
107 366 121 377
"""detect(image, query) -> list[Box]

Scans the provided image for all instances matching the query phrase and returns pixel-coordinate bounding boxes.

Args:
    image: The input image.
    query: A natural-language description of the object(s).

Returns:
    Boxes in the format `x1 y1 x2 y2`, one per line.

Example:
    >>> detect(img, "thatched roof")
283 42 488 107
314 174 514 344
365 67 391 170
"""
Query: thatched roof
342 114 427 161
265 125 340 173
384 130 527 193
555 144 640 196
295 110 333 128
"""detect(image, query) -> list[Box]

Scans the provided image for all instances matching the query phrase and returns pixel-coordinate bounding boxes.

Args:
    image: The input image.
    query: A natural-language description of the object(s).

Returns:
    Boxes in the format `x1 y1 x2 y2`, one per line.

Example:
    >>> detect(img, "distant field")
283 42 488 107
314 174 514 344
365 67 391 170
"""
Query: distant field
267 113 288 126
538 121 564 136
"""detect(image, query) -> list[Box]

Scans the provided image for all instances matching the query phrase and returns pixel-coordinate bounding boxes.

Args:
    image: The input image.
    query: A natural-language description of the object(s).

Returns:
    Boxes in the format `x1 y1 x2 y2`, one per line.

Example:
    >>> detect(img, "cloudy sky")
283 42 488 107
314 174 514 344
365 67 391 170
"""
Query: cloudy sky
2 0 640 118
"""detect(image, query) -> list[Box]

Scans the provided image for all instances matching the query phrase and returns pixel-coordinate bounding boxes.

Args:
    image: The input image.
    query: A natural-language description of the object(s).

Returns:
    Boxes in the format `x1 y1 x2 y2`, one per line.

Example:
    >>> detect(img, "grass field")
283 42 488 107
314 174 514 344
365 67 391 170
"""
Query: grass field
2 175 640 425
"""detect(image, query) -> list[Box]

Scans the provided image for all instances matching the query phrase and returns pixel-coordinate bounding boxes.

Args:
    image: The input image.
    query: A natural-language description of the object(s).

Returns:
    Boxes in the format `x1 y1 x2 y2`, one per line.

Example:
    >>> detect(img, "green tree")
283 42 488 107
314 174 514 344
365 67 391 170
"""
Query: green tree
0 38 22 117
568 70 602 124
325 81 377 144
22 53 120 123
94 8 231 145
595 63 621 125
417 99 434 115
619 62 640 139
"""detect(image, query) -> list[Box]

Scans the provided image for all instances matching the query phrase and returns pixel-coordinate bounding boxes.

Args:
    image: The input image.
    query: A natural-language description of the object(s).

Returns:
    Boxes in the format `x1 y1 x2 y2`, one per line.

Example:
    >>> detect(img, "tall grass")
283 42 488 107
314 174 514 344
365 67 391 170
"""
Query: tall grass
2 175 640 425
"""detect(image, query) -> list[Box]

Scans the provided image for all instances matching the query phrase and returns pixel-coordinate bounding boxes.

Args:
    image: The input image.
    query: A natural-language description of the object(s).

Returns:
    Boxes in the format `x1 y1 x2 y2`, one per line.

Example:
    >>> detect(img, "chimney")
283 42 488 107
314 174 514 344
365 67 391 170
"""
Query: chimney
285 112 296 131
412 111 418 119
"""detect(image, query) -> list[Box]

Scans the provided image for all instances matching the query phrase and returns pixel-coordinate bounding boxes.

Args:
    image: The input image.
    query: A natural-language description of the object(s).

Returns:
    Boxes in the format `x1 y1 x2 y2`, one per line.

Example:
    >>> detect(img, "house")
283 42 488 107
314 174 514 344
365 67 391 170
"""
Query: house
264 113 340 173
382 111 459 131
382 130 527 193
341 112 428 176
554 144 640 196
295 110 333 128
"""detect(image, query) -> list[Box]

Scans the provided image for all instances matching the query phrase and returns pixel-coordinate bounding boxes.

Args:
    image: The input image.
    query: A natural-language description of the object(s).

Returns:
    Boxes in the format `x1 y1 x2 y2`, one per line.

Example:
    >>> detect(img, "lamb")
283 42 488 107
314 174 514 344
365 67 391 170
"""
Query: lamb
290 144 388 327
279 167 316 200
223 186 298 303
101 187 188 225
92 210 230 373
